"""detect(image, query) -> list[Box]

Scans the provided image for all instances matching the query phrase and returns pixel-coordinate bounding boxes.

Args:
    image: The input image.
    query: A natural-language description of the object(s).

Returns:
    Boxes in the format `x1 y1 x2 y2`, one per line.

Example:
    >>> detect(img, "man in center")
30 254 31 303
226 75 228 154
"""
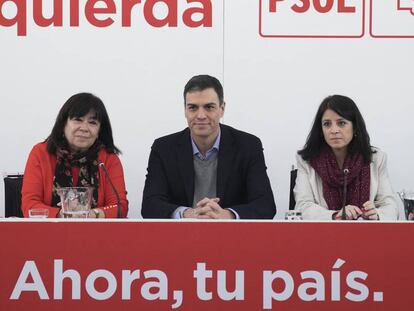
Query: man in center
142 75 276 219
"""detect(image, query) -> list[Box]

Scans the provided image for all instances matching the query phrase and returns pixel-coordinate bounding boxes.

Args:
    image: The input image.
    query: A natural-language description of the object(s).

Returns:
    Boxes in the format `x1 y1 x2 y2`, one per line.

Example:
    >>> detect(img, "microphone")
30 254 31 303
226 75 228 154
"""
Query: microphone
341 168 349 220
99 161 121 218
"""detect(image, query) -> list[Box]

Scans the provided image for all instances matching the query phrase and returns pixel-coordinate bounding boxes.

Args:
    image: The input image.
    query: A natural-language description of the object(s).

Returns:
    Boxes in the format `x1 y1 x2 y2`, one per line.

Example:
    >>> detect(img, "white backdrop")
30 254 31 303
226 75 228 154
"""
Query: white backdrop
1 0 412 218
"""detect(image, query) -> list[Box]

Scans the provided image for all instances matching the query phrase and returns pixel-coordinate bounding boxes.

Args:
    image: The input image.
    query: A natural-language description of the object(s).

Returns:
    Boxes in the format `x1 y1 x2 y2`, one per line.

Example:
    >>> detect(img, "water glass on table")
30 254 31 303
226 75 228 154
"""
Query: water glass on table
398 190 414 221
285 210 303 221
57 187 92 218
28 208 49 218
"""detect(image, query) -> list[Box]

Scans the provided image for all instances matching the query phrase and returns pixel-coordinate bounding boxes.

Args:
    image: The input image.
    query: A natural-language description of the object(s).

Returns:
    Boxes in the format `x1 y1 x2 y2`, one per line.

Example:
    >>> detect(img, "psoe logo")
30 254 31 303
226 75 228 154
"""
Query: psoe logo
259 0 365 38
0 0 213 37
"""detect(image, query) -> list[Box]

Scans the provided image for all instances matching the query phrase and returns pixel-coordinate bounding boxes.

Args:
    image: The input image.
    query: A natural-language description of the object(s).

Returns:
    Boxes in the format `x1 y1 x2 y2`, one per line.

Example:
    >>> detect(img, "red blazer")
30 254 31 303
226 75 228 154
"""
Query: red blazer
21 142 128 218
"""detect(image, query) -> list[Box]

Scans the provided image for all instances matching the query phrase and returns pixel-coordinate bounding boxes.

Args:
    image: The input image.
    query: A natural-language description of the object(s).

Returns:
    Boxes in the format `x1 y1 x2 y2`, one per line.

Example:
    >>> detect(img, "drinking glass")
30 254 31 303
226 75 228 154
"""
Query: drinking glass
398 190 414 221
57 187 92 218
28 208 49 218
285 210 303 221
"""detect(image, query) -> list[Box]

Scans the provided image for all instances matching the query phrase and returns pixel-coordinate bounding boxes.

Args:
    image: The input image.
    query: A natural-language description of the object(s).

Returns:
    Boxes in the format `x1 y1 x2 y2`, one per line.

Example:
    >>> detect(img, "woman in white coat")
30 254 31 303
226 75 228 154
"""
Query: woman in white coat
294 95 398 220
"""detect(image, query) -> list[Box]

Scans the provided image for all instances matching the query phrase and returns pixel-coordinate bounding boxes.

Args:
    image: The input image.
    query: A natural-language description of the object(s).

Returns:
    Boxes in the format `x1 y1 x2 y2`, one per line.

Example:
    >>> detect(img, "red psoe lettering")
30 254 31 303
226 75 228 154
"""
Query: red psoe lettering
291 0 355 14
0 0 26 36
313 0 334 13
269 0 285 13
183 0 212 27
291 0 310 13
338 0 356 13
33 0 63 27
144 0 178 27
85 0 116 27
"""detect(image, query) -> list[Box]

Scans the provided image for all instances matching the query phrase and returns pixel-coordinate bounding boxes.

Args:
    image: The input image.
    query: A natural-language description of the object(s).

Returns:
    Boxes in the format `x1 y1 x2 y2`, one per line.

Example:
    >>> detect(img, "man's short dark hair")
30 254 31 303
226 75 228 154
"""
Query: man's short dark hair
183 75 224 104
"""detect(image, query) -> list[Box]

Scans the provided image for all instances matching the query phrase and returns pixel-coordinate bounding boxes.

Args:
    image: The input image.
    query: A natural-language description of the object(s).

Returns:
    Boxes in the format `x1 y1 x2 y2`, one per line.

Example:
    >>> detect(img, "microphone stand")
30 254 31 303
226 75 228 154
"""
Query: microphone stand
99 162 122 218
341 169 349 220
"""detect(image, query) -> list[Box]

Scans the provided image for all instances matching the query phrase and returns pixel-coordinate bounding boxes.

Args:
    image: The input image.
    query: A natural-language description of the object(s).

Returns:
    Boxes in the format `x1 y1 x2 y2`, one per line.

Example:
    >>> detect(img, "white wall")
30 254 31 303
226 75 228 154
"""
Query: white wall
1 0 412 218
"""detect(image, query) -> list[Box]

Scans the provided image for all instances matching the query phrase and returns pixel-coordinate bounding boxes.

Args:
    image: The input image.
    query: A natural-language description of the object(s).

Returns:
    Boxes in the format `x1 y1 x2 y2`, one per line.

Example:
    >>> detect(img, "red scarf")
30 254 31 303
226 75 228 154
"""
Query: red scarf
51 142 102 208
310 148 370 210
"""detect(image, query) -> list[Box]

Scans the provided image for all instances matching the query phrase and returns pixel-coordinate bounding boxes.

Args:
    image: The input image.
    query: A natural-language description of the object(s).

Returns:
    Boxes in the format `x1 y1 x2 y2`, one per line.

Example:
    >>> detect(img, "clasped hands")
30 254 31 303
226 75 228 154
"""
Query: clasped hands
333 201 379 220
183 197 235 219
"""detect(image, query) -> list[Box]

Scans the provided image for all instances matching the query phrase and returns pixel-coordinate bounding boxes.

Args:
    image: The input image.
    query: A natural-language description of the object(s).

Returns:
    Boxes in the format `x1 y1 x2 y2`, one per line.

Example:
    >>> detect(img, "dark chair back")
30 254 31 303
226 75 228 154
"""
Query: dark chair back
289 167 298 210
4 174 24 217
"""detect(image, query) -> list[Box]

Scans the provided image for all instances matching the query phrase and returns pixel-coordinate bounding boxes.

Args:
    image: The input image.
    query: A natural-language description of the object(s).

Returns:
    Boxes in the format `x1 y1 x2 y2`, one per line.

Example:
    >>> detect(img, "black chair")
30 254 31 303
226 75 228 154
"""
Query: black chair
4 174 24 217
289 166 297 210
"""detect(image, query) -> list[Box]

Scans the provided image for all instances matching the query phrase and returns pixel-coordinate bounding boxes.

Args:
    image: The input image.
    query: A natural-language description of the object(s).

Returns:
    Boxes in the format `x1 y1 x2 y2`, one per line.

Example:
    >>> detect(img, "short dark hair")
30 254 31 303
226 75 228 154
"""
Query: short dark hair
183 75 224 104
298 95 374 163
46 92 121 154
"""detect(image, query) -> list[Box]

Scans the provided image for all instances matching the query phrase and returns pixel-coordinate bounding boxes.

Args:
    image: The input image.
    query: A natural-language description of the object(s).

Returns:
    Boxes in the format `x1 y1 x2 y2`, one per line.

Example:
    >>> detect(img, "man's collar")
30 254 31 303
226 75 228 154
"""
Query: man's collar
191 130 221 160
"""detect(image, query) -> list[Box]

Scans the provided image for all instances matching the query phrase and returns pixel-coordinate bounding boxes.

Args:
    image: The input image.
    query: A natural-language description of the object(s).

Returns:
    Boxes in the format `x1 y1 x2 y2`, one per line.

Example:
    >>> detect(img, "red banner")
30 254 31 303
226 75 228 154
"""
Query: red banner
0 220 413 310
